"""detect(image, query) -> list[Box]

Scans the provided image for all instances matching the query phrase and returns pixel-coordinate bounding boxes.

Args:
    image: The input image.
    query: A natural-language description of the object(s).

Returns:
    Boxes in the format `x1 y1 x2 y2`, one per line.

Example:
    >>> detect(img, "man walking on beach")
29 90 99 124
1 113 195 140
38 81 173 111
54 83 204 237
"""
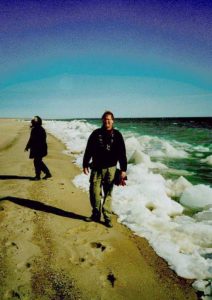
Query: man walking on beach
83 111 127 228
25 116 52 181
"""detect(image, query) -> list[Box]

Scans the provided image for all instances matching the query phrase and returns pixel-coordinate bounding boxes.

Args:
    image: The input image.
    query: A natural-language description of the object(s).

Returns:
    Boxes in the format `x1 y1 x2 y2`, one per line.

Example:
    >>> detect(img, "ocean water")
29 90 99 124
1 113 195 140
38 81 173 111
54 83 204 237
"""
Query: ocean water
44 118 212 298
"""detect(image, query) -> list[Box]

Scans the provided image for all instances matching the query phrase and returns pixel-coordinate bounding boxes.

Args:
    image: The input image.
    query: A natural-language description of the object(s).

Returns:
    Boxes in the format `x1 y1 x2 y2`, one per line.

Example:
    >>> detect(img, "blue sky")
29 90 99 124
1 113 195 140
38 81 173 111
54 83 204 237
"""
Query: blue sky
0 0 211 118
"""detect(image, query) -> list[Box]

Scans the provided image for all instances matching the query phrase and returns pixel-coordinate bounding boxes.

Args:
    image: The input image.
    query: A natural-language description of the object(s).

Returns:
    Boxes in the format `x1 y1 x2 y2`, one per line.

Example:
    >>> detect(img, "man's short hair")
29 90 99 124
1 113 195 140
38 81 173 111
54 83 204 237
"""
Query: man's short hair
101 111 114 120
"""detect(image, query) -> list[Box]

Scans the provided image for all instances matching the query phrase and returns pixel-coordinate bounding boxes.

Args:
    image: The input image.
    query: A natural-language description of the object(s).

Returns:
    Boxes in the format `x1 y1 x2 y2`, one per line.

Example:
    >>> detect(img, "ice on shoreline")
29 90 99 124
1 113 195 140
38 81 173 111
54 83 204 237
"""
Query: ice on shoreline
201 155 212 166
180 185 212 210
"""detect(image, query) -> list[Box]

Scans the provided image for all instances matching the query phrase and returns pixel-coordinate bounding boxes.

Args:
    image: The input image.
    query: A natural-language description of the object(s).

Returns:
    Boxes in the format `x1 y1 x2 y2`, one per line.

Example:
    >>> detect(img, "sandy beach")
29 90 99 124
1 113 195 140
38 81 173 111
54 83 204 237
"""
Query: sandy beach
0 119 197 300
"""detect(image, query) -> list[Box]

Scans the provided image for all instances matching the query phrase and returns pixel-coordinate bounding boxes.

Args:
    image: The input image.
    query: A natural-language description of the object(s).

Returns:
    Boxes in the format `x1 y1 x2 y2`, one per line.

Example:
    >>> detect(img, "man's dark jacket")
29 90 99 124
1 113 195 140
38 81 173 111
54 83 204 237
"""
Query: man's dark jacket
26 125 47 159
83 127 127 171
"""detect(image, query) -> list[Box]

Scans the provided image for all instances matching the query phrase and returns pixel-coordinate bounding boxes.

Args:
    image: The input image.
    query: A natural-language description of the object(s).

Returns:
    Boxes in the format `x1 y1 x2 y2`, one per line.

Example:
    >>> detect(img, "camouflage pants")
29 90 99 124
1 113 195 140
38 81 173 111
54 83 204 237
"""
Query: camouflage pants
89 166 116 221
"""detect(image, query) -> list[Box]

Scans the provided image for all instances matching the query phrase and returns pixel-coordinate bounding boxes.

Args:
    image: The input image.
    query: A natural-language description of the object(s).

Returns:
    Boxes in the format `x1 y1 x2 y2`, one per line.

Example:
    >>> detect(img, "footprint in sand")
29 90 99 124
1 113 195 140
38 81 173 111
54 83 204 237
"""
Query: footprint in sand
3 285 28 300
90 242 106 252
5 241 19 250
68 239 112 267
99 271 117 288
66 224 113 266
59 182 65 189
107 271 116 287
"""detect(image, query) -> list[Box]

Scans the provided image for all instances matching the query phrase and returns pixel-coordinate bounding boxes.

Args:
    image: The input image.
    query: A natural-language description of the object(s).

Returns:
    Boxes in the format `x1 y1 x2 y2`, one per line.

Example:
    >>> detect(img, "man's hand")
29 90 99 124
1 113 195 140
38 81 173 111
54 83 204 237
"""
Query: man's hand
120 171 127 186
83 167 89 175
120 171 126 179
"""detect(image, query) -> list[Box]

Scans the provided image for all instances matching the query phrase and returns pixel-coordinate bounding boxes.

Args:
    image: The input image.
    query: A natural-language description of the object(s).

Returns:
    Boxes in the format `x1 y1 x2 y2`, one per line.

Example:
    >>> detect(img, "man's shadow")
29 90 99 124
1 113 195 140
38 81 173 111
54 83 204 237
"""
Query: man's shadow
0 175 34 180
0 196 86 221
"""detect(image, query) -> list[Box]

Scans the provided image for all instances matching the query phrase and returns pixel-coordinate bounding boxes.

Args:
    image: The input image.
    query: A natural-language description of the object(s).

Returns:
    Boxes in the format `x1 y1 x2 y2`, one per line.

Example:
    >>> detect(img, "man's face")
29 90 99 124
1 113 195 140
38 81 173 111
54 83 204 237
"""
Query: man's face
103 114 114 130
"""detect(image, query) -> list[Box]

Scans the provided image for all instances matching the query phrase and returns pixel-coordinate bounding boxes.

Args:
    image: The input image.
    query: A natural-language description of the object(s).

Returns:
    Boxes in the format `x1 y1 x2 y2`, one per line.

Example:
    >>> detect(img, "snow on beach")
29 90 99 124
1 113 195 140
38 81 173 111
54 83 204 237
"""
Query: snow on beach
44 120 212 298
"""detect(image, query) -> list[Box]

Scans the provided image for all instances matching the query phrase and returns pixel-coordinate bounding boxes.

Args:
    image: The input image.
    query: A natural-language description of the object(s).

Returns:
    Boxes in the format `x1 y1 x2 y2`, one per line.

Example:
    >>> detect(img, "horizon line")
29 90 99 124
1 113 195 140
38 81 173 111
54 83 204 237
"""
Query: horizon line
0 116 211 120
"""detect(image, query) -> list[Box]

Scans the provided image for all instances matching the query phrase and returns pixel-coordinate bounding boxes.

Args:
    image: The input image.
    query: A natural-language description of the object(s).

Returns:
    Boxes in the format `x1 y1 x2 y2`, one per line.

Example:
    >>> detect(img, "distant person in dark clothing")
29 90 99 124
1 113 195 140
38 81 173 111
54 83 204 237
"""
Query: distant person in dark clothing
25 116 52 181
83 111 127 227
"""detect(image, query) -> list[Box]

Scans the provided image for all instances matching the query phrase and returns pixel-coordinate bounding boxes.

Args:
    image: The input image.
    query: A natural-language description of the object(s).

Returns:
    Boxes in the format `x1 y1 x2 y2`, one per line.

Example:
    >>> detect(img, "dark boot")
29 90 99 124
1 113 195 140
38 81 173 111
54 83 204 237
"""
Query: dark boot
43 172 52 179
105 219 113 228
85 212 101 222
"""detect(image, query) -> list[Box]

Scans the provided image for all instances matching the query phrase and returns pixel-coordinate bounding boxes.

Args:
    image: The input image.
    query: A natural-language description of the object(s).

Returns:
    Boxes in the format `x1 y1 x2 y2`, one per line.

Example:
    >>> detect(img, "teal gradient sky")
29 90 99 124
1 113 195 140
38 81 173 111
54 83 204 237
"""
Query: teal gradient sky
0 0 211 118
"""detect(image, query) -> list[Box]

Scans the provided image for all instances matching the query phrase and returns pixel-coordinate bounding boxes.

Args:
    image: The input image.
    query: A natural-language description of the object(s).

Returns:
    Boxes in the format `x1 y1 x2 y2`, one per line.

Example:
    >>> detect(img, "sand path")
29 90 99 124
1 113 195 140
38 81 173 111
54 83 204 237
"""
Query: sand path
0 120 197 300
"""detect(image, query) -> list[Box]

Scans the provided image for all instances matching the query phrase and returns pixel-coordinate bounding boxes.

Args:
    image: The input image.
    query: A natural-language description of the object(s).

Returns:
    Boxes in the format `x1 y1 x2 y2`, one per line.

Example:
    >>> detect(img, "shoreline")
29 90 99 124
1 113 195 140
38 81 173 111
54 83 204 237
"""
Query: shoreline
0 119 197 299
